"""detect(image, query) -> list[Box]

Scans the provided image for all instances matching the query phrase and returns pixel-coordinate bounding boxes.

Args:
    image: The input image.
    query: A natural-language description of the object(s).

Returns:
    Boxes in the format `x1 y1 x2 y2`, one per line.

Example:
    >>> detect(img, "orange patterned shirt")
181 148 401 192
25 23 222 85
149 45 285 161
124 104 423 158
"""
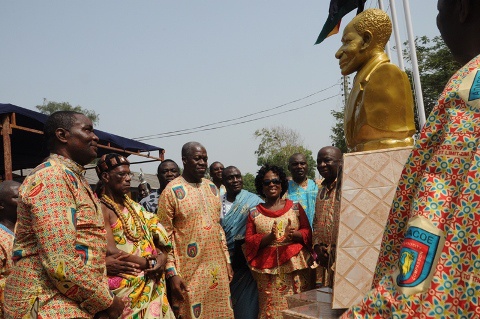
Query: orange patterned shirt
158 176 233 319
4 154 113 318
0 224 14 317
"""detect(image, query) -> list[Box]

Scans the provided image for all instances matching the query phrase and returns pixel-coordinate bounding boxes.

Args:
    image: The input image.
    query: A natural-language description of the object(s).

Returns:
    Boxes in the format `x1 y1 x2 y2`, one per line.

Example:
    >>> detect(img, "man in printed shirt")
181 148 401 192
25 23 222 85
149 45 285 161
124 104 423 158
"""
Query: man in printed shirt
313 146 343 288
342 1 480 317
158 142 234 319
4 111 124 318
0 180 20 317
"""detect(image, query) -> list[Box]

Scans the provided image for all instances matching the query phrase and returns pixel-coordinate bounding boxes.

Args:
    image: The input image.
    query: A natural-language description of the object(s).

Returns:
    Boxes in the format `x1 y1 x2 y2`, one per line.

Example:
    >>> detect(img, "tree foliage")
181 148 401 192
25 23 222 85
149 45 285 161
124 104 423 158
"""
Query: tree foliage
403 36 461 127
254 126 316 178
242 173 257 194
36 99 100 125
330 106 348 154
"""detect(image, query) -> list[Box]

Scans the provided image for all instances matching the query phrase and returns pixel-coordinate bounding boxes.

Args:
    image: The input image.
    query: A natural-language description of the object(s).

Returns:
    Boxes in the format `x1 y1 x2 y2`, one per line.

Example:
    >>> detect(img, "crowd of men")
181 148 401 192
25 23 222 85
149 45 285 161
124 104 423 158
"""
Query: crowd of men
2 1 480 317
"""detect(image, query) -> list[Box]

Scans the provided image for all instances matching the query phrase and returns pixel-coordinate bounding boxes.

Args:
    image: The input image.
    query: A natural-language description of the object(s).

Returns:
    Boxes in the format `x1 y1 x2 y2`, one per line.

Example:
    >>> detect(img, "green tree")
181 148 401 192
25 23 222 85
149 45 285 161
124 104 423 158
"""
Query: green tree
36 99 100 125
330 106 348 154
254 126 316 178
242 172 257 194
403 36 461 127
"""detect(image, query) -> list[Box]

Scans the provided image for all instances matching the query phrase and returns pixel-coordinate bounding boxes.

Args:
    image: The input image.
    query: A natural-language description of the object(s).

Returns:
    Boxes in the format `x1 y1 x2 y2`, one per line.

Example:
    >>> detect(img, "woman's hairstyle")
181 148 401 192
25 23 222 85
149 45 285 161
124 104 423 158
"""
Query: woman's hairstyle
254 164 289 198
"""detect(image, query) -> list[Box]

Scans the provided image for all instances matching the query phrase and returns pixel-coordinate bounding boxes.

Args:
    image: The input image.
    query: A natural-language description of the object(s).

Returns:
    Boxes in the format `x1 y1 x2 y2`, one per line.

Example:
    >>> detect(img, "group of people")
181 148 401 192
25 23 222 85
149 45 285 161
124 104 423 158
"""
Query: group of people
3 1 480 318
0 111 344 319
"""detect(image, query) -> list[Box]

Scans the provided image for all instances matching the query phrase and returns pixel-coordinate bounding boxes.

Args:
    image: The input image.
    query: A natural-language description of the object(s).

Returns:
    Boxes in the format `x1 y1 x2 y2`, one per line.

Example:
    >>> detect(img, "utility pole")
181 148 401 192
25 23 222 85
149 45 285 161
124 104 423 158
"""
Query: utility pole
343 75 350 105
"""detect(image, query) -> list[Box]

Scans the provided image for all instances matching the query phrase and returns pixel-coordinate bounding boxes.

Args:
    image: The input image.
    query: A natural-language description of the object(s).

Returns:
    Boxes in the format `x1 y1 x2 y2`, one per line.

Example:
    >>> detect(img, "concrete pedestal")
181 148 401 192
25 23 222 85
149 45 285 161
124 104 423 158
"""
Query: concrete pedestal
282 288 346 319
332 147 411 308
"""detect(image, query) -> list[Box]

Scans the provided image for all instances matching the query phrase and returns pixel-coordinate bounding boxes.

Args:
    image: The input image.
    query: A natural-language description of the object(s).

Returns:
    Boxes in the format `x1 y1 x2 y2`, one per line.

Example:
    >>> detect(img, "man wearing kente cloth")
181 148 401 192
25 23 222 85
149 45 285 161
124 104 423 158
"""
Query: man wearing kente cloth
96 153 174 319
342 1 480 317
220 166 263 319
158 142 234 319
335 8 416 152
285 153 319 227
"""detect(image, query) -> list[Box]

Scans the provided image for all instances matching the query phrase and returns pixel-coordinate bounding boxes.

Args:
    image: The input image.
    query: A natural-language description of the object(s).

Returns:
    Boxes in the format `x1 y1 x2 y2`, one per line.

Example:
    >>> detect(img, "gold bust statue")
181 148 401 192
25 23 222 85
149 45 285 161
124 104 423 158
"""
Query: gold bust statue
335 9 415 152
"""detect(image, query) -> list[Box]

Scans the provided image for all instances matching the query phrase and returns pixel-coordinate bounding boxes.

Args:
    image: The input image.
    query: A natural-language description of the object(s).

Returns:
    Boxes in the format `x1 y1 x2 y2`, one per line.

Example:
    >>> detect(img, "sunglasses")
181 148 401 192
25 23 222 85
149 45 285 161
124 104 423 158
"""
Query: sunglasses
263 178 281 186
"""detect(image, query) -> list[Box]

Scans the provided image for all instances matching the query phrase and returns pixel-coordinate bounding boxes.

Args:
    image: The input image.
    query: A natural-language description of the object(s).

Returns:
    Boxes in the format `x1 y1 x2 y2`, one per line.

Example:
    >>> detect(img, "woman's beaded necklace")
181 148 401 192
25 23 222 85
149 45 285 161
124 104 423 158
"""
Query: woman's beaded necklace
101 194 145 242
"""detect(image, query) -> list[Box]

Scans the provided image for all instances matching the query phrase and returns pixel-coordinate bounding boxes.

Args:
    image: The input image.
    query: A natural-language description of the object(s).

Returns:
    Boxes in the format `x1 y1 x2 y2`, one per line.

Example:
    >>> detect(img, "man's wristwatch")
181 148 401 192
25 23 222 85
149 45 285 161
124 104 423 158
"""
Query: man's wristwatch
145 255 157 268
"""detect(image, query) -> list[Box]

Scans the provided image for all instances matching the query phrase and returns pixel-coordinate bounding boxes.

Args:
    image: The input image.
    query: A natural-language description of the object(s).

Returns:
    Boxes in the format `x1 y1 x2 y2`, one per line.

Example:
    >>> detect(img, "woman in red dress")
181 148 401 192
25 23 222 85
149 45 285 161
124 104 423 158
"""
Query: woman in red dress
245 164 314 319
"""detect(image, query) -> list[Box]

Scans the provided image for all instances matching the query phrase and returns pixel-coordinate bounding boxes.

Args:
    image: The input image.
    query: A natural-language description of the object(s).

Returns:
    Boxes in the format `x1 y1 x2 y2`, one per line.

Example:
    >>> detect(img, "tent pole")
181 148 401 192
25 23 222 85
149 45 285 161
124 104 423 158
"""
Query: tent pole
1 115 13 180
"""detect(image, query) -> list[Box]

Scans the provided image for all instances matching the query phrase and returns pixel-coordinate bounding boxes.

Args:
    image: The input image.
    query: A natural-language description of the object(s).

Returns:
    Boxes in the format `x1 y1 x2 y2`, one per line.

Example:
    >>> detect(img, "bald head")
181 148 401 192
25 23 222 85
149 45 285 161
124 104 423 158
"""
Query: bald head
318 146 342 159
222 166 243 197
317 146 343 182
181 141 208 183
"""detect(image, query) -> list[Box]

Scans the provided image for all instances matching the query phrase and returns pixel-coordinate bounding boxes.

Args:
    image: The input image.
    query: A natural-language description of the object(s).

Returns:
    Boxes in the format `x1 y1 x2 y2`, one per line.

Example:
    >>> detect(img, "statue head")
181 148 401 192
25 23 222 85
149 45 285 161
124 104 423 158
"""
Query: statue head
335 9 392 75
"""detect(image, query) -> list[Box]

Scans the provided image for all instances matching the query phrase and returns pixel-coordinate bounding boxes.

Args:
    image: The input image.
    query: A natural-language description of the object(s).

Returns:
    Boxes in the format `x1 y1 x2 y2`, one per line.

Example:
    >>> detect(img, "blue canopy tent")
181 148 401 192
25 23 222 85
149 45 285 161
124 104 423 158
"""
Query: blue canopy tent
0 103 164 180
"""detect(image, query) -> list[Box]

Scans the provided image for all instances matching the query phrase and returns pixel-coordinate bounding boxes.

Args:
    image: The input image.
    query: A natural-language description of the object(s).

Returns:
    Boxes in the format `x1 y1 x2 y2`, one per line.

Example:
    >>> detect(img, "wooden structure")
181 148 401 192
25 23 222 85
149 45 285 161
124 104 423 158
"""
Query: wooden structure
0 103 164 180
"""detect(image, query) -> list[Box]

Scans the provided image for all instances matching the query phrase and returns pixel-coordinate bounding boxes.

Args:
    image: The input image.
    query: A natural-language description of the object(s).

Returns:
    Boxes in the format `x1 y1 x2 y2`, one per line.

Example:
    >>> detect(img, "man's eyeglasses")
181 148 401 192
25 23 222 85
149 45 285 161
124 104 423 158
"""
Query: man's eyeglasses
262 179 281 186
114 172 134 179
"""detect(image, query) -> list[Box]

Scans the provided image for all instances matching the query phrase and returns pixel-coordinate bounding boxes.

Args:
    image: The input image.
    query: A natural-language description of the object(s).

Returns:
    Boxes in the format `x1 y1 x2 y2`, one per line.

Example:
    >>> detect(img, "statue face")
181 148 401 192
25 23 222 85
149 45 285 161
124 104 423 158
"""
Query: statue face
335 23 368 76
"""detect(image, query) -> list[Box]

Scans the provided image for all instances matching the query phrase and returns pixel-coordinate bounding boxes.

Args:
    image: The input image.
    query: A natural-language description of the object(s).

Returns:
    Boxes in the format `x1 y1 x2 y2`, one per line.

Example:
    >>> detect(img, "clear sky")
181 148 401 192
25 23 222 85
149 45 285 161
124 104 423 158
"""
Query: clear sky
1 1 440 176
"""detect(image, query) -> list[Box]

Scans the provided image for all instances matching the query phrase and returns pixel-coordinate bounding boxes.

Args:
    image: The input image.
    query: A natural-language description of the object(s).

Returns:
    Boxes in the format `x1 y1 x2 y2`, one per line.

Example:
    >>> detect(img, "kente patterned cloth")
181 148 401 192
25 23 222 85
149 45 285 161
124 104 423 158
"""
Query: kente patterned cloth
158 176 233 319
108 201 174 318
313 179 340 287
341 54 480 318
286 179 319 227
220 189 263 319
245 200 313 319
4 154 113 318
0 224 14 318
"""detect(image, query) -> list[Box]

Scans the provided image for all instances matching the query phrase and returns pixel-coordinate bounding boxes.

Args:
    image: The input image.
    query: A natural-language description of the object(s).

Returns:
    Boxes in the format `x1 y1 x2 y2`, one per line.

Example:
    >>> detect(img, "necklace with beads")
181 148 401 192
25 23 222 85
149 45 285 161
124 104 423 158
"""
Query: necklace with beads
101 194 145 242
222 194 227 217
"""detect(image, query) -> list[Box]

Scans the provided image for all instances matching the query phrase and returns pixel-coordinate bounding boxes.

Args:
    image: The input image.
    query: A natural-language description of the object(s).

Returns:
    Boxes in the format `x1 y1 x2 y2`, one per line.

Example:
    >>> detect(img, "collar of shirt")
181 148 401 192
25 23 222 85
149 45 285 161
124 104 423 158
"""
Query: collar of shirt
50 153 86 176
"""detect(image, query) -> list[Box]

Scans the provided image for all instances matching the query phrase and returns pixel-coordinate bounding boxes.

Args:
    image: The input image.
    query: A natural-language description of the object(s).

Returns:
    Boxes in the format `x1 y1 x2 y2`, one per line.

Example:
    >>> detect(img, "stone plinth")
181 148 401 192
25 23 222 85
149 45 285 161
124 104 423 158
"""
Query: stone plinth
332 147 411 309
283 288 346 319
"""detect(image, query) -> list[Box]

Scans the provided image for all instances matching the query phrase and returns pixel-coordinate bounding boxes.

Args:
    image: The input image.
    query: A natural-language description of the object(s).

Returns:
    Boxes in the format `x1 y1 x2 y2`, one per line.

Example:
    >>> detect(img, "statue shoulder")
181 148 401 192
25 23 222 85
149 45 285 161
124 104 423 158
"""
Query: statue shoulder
366 62 412 99
371 62 408 81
